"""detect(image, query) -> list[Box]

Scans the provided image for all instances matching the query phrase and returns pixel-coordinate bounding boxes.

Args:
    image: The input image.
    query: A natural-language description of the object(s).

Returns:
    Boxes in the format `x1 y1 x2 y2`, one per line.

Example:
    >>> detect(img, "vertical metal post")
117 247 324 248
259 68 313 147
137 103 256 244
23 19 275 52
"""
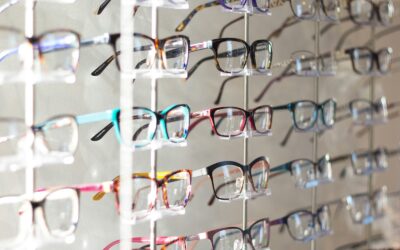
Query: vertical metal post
24 0 35 198
311 17 320 250
242 12 249 233
24 1 36 248
119 0 135 248
366 26 375 248
149 5 158 250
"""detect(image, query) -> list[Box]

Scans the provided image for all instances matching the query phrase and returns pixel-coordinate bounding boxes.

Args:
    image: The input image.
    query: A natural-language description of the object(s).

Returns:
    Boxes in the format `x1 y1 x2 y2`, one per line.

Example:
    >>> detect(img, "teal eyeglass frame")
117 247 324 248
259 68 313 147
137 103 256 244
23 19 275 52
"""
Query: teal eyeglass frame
76 104 191 148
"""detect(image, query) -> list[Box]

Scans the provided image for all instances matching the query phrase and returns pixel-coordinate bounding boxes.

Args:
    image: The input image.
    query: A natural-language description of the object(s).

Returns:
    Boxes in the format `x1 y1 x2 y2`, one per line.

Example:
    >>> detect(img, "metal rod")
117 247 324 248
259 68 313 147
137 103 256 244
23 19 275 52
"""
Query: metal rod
366 25 376 249
242 12 249 233
311 17 320 250
150 4 158 250
119 0 135 248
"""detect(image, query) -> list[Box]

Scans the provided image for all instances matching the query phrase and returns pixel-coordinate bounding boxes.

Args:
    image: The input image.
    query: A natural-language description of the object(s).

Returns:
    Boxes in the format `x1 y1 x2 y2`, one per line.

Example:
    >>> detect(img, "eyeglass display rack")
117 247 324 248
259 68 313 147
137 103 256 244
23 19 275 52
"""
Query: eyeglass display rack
0 0 399 249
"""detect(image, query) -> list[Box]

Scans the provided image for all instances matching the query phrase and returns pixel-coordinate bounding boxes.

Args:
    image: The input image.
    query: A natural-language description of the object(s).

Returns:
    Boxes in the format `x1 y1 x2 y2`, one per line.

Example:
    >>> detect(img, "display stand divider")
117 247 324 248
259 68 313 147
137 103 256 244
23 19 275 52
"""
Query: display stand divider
311 10 320 250
149 5 159 250
24 1 36 248
366 26 376 248
119 0 135 249
242 12 249 232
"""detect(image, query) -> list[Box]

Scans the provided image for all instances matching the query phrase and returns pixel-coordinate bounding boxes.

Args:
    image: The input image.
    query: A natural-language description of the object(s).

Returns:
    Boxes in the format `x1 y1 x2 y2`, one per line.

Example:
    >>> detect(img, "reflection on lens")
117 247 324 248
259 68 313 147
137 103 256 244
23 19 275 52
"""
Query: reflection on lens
213 108 246 137
165 171 190 210
352 48 373 74
131 177 156 217
253 41 271 72
350 0 373 24
254 0 270 11
125 109 157 147
212 228 243 250
44 188 79 237
287 211 314 240
346 195 373 223
40 116 78 155
378 48 392 74
250 219 269 248
351 151 375 174
166 106 189 143
250 158 269 191
125 35 156 70
0 27 25 80
322 100 336 126
211 165 244 200
293 101 317 130
292 159 315 186
290 0 317 18
0 198 31 245
379 0 394 25
216 40 248 73
350 100 373 124
163 37 189 72
0 118 28 158
253 106 272 133
39 31 79 82
375 148 388 170
317 205 331 233
322 0 341 20
291 51 316 75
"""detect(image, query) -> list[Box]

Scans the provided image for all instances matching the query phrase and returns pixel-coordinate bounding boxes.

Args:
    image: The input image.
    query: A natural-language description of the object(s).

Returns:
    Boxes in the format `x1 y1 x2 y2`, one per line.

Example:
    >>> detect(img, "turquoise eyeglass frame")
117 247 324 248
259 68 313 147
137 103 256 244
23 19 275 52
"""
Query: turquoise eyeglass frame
76 104 191 148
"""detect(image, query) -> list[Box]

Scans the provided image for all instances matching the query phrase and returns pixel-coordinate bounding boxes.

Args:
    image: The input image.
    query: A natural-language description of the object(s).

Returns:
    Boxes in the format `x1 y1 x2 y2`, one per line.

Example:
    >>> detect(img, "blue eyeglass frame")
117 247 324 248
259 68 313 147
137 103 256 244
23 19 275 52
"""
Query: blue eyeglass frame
75 104 190 148
272 99 337 131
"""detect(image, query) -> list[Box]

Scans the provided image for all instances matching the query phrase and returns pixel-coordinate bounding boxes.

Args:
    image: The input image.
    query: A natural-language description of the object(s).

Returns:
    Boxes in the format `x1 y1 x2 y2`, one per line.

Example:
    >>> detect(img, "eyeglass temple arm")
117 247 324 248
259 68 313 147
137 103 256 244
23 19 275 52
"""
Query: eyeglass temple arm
330 153 352 179
175 0 220 32
95 0 112 15
254 65 293 103
218 16 244 38
267 16 301 40
214 76 241 104
364 24 400 47
91 43 155 76
335 234 383 250
317 16 352 38
335 25 363 51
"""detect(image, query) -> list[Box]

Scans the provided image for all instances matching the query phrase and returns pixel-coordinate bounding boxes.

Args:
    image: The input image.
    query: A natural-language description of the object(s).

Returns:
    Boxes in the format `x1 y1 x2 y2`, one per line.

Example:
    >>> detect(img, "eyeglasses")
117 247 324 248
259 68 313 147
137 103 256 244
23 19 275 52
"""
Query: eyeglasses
270 154 333 189
348 96 388 125
104 204 332 249
192 156 270 204
0 27 80 83
38 170 192 223
348 0 394 25
273 205 332 242
90 33 190 77
273 99 337 131
330 146 400 177
0 115 78 172
345 187 388 224
218 0 271 13
0 188 80 248
345 47 393 75
104 217 271 250
76 104 190 149
190 105 273 138
187 38 273 78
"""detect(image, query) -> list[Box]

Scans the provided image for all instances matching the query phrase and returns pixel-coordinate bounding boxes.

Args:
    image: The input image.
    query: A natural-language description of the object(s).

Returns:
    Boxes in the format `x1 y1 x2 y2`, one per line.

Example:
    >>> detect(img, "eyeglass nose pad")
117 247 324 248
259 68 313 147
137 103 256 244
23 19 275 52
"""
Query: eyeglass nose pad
146 49 157 68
